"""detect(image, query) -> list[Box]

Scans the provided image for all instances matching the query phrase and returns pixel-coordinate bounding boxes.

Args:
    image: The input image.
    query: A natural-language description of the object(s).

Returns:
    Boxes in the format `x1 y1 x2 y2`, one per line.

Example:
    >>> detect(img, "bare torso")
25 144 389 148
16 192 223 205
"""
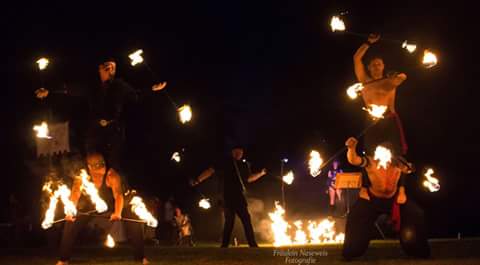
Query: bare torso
365 157 401 198
362 78 397 113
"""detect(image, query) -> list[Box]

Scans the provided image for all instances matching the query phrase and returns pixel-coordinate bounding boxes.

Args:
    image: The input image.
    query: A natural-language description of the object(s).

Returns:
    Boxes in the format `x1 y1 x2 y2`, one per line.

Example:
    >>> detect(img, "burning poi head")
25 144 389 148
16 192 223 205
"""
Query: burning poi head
105 234 115 248
130 196 158 227
363 104 388 120
33 121 52 139
422 49 438 68
423 168 440 192
198 198 211 209
178 104 193 124
308 150 323 177
171 152 181 163
36 57 49 71
41 181 77 230
129 49 144 66
346 83 364 100
282 171 294 185
402 40 417 54
330 16 346 32
373 145 392 170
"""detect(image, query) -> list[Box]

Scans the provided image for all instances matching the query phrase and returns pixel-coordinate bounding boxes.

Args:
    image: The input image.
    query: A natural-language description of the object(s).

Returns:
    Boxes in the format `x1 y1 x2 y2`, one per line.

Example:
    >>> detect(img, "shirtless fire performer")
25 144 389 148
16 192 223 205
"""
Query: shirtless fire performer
342 137 430 260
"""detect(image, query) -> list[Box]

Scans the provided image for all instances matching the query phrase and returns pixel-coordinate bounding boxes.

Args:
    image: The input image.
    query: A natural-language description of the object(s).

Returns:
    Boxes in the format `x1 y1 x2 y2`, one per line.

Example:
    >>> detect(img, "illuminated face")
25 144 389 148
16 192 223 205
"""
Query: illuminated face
231 148 244 161
87 153 106 176
367 58 385 79
98 61 116 82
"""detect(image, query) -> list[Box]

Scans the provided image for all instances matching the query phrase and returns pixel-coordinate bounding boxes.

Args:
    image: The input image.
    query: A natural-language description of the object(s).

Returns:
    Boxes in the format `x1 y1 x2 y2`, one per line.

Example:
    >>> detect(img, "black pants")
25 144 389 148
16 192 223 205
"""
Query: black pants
342 196 430 259
59 211 145 262
221 204 257 247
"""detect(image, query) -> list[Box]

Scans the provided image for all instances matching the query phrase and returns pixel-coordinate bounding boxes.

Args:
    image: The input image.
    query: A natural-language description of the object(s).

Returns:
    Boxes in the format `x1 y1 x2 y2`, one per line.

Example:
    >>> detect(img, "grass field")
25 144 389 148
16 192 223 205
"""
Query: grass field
1 239 479 265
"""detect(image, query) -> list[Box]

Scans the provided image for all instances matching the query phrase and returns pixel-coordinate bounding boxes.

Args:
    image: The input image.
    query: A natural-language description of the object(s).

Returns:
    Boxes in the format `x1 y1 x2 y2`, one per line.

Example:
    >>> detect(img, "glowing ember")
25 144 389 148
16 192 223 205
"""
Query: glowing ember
374 146 392 170
36 57 49 70
198 198 211 209
79 170 108 213
346 83 364 100
41 181 77 230
130 196 158 227
422 49 438 68
308 150 323 177
178 105 193 124
171 152 181 163
105 234 115 248
423 168 440 192
268 201 344 246
330 16 346 32
129 49 144 66
363 104 388 119
282 171 294 185
33 122 52 139
402 40 417 53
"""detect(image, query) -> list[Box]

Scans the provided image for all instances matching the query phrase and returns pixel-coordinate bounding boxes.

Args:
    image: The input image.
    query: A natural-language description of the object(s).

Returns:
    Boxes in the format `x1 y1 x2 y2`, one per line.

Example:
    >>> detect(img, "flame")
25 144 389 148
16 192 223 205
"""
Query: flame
41 181 77 230
129 49 144 66
33 122 52 139
308 150 323 177
36 57 49 70
79 170 108 213
171 152 181 163
346 83 364 100
373 145 392 170
130 196 158 227
423 168 440 192
330 16 346 32
268 201 344 246
363 104 388 120
198 198 211 209
178 105 193 124
422 49 438 68
282 171 294 185
105 234 115 248
402 40 417 53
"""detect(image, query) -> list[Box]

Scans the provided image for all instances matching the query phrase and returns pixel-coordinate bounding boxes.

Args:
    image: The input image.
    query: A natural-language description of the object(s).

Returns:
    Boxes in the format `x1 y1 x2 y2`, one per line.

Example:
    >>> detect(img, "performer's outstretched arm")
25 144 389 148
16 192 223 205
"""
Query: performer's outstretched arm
247 168 267 183
353 34 380 83
191 167 215 186
106 169 124 221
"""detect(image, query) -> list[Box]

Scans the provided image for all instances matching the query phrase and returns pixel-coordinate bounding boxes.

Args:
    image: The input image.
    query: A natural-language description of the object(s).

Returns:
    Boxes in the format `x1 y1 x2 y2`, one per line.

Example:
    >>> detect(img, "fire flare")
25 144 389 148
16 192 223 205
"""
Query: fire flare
129 49 144 66
33 122 52 139
363 104 388 120
422 49 438 68
41 181 77 229
79 170 108 213
423 168 440 192
105 234 115 248
346 83 364 100
282 171 294 185
198 198 211 209
402 40 417 53
308 150 323 177
330 16 346 32
130 196 158 227
178 105 193 124
373 146 392 170
36 57 49 70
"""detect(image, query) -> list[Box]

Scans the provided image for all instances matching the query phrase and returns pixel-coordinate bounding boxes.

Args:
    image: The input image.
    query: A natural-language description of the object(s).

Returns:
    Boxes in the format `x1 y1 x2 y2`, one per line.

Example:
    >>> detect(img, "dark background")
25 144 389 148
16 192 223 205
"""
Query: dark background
2 1 478 243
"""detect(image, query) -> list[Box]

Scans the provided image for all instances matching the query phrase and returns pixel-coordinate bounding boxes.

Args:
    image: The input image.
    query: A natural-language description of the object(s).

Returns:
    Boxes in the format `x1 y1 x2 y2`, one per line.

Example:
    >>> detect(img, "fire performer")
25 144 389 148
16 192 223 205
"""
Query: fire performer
191 146 267 248
342 137 430 260
55 153 149 265
327 160 343 217
353 33 408 157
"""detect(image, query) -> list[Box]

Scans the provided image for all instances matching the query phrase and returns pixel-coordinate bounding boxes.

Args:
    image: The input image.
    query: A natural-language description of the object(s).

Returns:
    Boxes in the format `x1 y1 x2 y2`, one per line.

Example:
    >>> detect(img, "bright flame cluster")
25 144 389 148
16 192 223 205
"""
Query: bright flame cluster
282 171 294 185
33 122 52 139
330 16 346 32
308 150 323 177
363 104 388 120
79 170 108 213
130 196 158 227
129 49 144 66
269 201 344 247
36 57 49 70
346 83 364 100
178 105 193 124
41 181 77 229
198 198 211 209
402 40 417 53
373 146 392 170
422 49 438 68
423 168 440 192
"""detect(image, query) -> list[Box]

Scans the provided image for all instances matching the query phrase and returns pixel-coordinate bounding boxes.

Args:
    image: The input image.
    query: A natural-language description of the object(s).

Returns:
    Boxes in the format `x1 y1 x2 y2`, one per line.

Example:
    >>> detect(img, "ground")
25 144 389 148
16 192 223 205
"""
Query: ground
1 239 479 265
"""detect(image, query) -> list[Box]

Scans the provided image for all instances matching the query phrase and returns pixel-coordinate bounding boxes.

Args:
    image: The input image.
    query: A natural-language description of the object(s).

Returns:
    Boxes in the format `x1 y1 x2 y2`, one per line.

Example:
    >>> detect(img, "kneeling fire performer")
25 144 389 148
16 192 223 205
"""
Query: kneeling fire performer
191 146 267 248
56 153 149 265
342 137 430 260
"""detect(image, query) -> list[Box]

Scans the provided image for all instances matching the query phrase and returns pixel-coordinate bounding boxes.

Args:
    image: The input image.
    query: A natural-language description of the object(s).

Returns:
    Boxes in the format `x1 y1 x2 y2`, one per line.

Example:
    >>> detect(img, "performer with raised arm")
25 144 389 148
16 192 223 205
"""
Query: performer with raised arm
191 146 267 248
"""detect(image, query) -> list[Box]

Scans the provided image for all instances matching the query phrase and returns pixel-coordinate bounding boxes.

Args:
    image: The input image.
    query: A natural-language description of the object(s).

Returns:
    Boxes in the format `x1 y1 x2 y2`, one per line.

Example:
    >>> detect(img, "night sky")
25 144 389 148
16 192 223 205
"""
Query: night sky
3 1 478 240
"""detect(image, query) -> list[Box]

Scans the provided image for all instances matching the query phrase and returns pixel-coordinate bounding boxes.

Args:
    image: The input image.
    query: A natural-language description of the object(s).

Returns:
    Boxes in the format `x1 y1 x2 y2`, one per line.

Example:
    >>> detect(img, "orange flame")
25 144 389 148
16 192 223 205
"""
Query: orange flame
130 196 158 227
79 170 108 213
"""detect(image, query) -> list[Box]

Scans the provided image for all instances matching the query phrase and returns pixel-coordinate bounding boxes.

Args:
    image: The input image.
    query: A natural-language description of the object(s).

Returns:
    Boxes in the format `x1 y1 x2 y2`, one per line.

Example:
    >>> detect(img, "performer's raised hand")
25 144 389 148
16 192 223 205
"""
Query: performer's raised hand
345 137 358 149
65 214 76 222
110 212 122 221
152 81 167 92
367 33 380 44
396 188 407 204
359 187 370 201
35 88 49 99
260 168 267 176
